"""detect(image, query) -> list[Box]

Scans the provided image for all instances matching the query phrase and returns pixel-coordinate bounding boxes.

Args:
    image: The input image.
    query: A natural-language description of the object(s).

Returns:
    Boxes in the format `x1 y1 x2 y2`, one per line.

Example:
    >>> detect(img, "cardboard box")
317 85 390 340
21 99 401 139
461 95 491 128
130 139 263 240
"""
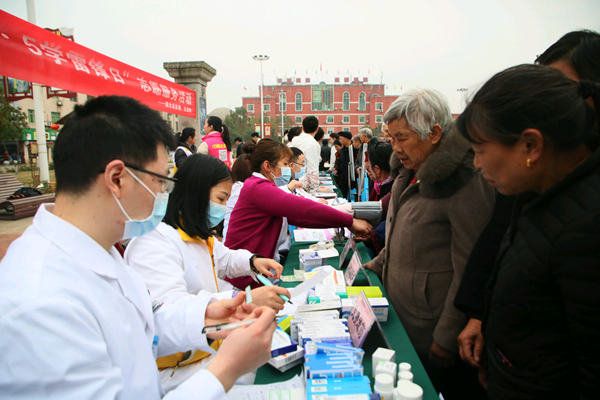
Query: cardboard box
269 345 305 370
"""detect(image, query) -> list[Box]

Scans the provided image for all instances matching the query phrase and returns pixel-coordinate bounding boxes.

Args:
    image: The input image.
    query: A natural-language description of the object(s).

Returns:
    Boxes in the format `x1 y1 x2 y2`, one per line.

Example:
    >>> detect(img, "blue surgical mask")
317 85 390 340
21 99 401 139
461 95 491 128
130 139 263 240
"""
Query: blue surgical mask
272 165 292 186
113 168 168 240
207 201 227 228
296 167 306 179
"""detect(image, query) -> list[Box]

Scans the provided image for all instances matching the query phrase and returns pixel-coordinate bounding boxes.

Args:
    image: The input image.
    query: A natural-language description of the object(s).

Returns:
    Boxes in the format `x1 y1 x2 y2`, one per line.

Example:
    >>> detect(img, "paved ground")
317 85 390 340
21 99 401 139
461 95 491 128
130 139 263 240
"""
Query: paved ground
0 217 33 260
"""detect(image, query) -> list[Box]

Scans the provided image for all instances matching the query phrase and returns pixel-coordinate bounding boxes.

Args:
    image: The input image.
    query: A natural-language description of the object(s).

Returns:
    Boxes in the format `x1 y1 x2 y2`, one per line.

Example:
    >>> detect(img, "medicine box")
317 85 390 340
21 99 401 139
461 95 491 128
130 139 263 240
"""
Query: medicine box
371 348 396 377
277 315 293 334
346 286 383 299
341 298 389 322
271 328 298 358
315 343 365 363
269 345 305 370
297 299 342 314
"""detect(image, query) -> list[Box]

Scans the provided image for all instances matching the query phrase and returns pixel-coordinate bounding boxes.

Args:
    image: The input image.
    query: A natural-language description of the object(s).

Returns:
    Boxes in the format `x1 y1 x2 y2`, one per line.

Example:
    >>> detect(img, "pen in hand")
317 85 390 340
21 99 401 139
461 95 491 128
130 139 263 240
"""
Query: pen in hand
256 275 293 304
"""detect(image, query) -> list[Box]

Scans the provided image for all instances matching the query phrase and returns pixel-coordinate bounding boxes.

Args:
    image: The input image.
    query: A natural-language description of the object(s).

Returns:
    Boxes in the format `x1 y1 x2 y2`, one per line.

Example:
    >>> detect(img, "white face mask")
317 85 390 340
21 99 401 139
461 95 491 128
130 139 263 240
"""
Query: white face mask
112 168 169 240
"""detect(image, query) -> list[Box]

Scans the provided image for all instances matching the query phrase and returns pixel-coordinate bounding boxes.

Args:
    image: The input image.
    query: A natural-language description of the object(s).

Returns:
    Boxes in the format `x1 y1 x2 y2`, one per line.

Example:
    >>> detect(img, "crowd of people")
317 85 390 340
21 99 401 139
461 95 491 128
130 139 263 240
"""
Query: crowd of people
0 29 599 400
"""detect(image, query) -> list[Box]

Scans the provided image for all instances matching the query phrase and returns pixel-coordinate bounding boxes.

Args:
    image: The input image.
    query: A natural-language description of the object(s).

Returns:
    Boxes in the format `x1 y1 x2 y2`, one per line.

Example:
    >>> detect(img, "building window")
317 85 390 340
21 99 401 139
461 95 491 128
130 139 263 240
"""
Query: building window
28 109 35 123
343 128 350 132
51 112 61 123
264 104 270 112
312 83 334 111
343 92 350 111
279 92 287 112
326 116 334 123
70 95 77 102
295 92 302 111
343 116 350 124
247 104 254 113
359 92 366 111
376 115 383 123
359 116 366 124
295 116 302 123
327 128 334 135
376 102 383 111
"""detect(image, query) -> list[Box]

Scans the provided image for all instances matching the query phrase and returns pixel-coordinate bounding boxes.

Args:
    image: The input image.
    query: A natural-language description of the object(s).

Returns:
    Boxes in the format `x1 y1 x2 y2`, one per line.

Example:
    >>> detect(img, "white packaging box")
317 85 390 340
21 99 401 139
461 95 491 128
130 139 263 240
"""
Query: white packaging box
269 345 305 369
297 299 341 314
340 298 389 322
371 348 396 377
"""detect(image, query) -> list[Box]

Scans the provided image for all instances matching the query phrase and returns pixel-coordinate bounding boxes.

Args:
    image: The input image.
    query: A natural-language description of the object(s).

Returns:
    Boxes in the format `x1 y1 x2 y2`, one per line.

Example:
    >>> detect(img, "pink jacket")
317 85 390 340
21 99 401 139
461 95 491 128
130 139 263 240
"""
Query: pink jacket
225 174 353 287
202 132 231 168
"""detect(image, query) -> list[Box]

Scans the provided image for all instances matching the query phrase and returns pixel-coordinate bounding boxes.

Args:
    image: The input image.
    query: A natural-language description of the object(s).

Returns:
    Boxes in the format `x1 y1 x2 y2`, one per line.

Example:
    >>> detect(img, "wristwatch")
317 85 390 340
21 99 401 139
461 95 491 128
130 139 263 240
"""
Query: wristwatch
249 254 265 273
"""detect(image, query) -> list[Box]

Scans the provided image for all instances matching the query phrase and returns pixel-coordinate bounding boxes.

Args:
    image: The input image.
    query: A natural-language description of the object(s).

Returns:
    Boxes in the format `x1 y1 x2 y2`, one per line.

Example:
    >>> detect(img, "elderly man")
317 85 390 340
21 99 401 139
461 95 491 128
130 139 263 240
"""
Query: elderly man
381 124 392 143
364 88 494 399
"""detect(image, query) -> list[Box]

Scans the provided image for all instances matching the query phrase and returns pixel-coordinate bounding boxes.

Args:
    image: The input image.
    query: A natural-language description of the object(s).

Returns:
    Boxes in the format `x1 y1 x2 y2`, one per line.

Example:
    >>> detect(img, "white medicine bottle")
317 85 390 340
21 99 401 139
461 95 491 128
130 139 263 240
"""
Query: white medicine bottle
374 373 395 400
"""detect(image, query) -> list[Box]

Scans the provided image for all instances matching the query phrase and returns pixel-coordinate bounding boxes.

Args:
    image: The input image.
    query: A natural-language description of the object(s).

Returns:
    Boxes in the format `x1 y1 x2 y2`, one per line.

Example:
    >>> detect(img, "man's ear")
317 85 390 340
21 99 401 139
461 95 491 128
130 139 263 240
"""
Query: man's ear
429 124 443 145
103 160 127 197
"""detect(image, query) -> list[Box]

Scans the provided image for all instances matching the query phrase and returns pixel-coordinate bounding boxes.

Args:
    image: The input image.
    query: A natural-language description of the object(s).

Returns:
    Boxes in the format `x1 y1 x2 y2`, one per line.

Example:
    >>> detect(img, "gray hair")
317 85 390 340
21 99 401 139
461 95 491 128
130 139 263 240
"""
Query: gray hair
352 134 361 142
359 127 373 138
383 87 453 140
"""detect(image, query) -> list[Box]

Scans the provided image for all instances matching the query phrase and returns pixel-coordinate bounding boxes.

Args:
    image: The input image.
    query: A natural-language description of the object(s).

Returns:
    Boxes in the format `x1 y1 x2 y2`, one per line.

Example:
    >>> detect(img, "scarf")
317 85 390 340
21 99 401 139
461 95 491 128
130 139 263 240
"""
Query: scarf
374 176 393 195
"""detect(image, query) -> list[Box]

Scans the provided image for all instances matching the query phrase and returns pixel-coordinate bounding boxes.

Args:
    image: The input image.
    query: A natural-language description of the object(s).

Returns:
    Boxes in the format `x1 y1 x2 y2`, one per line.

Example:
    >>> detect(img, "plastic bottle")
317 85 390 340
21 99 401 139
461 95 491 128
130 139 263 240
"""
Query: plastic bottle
398 371 413 383
398 362 411 373
316 233 327 250
393 381 423 400
374 373 395 400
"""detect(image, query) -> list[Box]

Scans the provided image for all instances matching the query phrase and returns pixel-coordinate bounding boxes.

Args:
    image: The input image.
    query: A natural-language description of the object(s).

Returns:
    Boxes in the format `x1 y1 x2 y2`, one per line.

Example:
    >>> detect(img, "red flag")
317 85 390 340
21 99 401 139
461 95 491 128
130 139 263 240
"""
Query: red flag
244 87 247 91
320 63 322 72
0 10 196 118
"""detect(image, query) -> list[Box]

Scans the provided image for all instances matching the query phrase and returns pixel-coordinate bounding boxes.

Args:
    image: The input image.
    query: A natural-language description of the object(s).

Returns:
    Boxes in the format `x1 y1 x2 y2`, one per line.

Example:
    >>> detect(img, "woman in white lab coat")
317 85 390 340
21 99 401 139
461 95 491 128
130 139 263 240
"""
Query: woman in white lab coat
125 154 290 391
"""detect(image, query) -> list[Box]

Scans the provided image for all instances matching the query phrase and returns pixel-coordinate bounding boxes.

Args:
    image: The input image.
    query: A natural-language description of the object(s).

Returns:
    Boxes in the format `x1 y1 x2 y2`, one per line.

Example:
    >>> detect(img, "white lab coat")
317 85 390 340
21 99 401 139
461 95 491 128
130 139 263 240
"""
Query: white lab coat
223 181 244 242
124 222 257 390
290 132 320 189
0 204 227 399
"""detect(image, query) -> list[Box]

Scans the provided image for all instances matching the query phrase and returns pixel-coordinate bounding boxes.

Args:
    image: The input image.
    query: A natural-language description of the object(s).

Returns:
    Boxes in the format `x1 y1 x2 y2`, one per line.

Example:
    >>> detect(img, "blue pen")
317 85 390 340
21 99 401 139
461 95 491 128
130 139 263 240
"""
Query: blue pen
256 275 293 304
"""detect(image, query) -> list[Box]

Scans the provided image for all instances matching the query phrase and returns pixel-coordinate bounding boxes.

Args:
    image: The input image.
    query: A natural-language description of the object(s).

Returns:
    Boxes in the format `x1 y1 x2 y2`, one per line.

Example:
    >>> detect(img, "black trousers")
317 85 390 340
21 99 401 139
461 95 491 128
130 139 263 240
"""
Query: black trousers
417 352 488 400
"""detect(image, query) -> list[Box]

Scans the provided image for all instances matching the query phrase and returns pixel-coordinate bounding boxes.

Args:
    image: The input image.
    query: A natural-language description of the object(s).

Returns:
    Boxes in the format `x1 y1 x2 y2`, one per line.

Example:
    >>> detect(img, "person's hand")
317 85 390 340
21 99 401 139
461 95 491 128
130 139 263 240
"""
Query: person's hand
253 258 283 279
363 261 372 270
251 286 291 311
334 170 338 176
458 318 484 368
206 307 276 392
318 198 328 204
205 292 256 339
349 218 372 236
429 340 457 368
287 180 303 191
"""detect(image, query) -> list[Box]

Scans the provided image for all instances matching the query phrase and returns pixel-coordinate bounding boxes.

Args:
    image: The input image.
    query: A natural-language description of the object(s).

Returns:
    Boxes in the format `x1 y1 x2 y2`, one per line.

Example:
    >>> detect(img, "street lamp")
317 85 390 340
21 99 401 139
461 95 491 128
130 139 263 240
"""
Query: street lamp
457 88 468 112
278 90 286 141
253 55 269 138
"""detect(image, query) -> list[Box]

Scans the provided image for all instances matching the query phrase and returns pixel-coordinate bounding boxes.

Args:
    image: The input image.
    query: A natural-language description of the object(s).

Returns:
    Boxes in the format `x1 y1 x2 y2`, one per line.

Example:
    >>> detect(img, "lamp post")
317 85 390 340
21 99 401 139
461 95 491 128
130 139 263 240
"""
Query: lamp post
457 88 468 112
278 89 286 141
253 55 269 138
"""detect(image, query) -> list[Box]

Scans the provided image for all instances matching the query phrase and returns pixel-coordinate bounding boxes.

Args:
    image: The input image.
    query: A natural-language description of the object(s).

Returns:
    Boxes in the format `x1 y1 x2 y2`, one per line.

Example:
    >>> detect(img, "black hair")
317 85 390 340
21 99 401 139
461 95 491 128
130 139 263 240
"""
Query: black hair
302 116 319 134
367 141 393 173
536 30 600 82
234 137 243 143
221 123 232 152
314 127 325 142
330 132 339 140
322 139 329 146
177 127 196 144
241 140 256 154
249 138 293 173
164 153 232 240
287 126 302 142
251 132 260 138
333 140 342 147
54 95 176 195
291 146 304 162
231 154 253 183
457 64 599 152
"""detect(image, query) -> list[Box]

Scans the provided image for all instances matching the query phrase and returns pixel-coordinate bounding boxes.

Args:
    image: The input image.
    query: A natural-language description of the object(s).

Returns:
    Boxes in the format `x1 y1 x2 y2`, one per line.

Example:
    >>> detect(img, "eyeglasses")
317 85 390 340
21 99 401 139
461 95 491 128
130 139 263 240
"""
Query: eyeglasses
99 162 177 193
292 161 305 167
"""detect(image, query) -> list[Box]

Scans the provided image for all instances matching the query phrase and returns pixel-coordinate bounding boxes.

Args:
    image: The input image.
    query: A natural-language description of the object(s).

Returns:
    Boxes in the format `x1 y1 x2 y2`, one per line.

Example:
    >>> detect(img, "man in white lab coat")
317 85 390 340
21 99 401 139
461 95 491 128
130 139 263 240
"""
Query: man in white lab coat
0 96 276 399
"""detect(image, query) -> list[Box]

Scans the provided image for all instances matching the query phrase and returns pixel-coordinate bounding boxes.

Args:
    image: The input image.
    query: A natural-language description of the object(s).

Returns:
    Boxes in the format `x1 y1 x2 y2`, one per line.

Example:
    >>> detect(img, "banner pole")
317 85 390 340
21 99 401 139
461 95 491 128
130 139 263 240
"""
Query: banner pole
27 0 50 183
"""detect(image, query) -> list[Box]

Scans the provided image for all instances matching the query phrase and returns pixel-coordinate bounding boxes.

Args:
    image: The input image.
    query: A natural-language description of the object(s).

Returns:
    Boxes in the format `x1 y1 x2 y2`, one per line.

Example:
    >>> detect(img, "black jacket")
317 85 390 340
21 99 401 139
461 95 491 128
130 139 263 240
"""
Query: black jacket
320 145 331 171
454 193 515 320
174 142 193 169
483 149 600 400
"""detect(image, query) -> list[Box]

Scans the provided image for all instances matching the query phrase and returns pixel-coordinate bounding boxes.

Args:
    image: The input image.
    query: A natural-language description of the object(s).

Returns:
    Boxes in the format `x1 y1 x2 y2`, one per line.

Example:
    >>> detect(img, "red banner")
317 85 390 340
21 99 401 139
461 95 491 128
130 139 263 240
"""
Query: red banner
0 10 196 118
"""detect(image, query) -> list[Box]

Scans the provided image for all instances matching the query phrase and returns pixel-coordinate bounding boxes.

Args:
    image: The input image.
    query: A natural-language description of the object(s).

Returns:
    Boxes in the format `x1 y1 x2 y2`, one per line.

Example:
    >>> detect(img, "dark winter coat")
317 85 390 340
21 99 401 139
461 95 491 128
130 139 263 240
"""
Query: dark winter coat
484 149 600 400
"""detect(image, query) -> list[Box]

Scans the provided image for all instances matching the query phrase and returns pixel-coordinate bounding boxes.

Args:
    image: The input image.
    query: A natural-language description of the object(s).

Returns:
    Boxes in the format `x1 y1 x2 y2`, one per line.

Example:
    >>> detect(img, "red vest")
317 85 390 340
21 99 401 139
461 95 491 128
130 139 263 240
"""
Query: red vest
202 132 231 168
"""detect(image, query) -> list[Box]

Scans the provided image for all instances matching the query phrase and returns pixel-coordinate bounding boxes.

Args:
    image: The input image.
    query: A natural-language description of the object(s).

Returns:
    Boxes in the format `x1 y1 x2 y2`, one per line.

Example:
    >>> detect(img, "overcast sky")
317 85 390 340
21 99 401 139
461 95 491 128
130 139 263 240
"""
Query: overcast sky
2 0 599 113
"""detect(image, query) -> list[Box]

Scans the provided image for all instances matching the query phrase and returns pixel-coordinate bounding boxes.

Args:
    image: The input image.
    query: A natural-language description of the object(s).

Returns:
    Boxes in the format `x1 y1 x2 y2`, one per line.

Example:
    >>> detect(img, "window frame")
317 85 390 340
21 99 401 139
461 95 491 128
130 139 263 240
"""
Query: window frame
342 92 350 111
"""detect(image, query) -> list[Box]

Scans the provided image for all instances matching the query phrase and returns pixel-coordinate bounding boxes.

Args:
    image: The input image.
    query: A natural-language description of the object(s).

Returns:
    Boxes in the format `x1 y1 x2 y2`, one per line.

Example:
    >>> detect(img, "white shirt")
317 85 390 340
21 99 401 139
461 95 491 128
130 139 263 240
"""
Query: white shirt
290 132 320 189
329 146 338 171
223 181 244 241
0 204 226 399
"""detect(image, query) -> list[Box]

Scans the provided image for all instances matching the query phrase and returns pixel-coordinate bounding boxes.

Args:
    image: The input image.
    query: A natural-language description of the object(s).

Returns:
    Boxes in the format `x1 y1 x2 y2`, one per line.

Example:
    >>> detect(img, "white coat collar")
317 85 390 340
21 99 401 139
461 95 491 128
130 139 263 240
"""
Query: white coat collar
252 172 270 181
33 204 153 326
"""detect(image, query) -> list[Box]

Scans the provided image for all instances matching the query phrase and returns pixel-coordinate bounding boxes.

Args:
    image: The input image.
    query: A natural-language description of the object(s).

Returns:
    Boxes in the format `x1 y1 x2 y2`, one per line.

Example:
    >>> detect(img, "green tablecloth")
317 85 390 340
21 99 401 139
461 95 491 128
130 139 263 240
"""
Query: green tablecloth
255 239 438 400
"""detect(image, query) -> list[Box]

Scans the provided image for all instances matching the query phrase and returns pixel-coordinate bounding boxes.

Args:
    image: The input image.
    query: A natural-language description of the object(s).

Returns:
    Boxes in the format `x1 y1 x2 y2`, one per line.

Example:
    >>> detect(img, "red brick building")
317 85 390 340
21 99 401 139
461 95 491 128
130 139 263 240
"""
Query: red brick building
242 77 398 137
